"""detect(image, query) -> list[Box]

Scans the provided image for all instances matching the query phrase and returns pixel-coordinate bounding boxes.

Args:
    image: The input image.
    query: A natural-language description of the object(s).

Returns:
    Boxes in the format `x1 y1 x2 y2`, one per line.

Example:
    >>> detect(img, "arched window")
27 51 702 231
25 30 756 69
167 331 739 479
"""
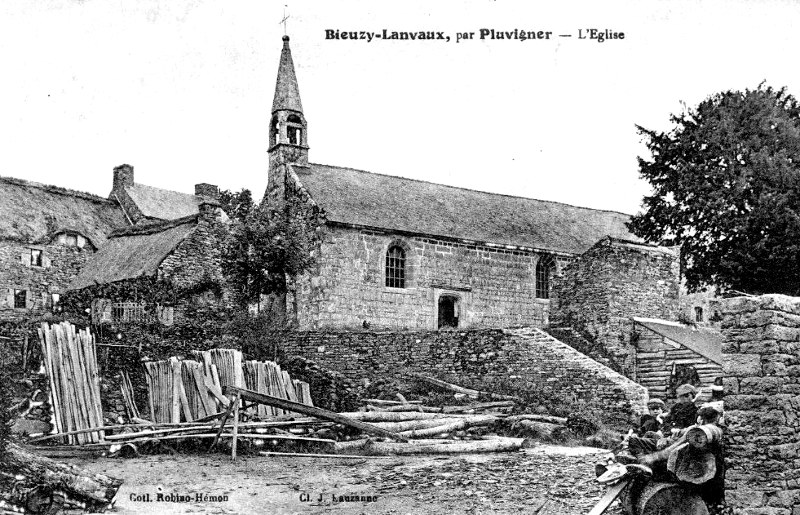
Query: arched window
535 254 555 299
287 114 303 145
385 245 406 288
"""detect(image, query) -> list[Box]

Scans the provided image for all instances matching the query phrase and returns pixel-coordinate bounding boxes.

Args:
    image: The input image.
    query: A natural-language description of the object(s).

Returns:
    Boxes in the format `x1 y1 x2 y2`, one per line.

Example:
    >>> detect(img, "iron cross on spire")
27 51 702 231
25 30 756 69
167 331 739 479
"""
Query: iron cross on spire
280 5 290 35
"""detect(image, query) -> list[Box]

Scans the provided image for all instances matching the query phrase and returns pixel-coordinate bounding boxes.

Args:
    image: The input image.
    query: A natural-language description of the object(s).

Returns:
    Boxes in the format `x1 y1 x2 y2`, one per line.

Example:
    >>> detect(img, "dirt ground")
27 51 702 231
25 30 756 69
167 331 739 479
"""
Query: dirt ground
66 444 623 515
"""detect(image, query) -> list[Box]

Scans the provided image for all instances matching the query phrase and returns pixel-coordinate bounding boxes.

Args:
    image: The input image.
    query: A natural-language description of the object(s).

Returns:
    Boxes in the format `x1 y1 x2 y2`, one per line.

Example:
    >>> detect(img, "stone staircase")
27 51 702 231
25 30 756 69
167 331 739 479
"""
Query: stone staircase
544 326 624 375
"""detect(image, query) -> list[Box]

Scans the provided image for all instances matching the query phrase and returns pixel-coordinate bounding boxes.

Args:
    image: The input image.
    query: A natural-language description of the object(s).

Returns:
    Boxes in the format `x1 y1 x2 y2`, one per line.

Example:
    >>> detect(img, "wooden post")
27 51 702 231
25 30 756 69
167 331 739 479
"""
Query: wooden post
231 392 241 461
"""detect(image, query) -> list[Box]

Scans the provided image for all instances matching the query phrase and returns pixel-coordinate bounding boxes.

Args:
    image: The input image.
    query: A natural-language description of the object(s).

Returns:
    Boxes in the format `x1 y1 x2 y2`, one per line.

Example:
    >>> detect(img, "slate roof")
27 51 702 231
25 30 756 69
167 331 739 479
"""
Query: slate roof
293 164 636 254
0 176 126 246
67 217 197 291
633 318 723 365
272 36 303 113
123 183 203 221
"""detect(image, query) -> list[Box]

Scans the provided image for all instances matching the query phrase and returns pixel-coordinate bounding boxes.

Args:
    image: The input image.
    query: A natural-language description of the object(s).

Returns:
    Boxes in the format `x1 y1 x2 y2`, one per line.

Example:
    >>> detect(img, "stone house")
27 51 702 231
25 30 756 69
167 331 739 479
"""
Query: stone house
66 201 229 325
0 166 228 328
0 176 126 322
265 36 636 331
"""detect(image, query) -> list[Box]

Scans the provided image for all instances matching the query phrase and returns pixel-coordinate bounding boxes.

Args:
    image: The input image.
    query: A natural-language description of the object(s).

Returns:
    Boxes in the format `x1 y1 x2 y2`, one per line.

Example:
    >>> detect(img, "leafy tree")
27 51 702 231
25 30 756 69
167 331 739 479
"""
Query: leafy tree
220 190 317 308
629 84 800 295
218 188 254 223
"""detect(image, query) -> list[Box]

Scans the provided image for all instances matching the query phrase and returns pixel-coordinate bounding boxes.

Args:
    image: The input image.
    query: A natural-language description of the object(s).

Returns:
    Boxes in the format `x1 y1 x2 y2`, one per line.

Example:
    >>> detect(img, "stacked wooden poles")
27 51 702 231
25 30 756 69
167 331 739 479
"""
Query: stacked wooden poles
37 322 104 444
143 350 310 424
243 359 313 418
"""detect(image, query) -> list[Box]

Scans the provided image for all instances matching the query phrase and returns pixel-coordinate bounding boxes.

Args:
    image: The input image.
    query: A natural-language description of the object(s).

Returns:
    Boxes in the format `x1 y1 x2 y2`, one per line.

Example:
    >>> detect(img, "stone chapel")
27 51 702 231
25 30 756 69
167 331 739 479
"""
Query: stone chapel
265 36 637 331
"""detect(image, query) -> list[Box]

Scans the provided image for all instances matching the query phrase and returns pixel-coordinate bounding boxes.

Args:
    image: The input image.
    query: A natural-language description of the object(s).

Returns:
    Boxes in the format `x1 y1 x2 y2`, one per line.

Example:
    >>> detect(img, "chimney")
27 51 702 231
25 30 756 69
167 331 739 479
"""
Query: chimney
113 164 134 190
195 183 219 200
198 201 222 223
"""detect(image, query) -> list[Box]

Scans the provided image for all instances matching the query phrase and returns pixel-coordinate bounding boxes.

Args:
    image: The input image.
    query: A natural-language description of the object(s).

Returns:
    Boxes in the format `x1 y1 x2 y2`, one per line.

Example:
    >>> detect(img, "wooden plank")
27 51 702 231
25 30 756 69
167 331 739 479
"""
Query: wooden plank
210 363 223 411
38 325 64 441
54 324 79 443
192 366 215 417
80 328 100 438
67 327 91 441
231 393 241 461
144 364 156 424
204 375 231 408
283 371 299 403
224 386 408 442
259 451 387 459
365 437 523 455
170 358 181 423
587 479 631 515
177 374 193 422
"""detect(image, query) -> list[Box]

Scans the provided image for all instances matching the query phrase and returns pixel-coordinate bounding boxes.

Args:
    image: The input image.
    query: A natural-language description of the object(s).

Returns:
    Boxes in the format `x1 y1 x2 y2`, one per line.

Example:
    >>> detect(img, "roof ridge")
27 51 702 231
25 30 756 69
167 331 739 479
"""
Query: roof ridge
0 175 115 204
306 162 633 217
128 182 199 198
109 215 197 238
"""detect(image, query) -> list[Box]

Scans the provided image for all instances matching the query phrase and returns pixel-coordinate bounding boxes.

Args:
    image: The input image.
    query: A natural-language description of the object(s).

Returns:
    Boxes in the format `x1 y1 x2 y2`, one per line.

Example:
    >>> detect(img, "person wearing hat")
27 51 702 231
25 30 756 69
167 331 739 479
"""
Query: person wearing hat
663 384 699 435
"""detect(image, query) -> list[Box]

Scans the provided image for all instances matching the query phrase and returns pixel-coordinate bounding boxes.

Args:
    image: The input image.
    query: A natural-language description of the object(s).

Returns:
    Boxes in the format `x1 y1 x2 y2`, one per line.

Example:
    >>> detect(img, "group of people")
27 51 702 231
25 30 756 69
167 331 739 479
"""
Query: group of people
618 383 726 509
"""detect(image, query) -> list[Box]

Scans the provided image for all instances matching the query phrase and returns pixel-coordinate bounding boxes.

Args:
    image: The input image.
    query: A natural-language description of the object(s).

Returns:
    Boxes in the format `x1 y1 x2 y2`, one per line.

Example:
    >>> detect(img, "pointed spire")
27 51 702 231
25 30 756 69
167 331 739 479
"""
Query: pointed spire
272 36 303 114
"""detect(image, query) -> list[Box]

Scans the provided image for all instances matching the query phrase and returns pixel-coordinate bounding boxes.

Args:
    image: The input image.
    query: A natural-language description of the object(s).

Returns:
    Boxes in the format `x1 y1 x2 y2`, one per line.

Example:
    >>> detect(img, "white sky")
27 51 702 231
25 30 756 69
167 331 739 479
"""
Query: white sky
1 0 799 214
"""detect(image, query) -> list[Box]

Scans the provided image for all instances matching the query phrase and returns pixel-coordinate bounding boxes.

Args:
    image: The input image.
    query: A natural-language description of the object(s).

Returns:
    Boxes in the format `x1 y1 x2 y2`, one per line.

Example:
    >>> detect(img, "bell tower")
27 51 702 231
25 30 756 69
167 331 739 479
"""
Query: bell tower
269 35 308 168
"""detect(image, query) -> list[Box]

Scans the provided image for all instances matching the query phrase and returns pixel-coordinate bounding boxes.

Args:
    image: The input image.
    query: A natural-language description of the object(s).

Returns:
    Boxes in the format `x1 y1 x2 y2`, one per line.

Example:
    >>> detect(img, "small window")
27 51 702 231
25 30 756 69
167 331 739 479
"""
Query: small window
535 255 555 299
57 232 82 247
385 245 406 288
30 249 42 267
14 289 26 309
694 306 704 323
270 115 280 147
51 293 60 311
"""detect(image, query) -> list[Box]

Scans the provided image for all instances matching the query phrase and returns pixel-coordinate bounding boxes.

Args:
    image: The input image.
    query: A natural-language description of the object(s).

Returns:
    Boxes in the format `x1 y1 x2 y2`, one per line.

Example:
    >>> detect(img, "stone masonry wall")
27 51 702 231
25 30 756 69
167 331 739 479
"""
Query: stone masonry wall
278 327 648 424
292 224 556 331
722 294 800 514
159 205 226 291
0 239 92 322
551 237 680 376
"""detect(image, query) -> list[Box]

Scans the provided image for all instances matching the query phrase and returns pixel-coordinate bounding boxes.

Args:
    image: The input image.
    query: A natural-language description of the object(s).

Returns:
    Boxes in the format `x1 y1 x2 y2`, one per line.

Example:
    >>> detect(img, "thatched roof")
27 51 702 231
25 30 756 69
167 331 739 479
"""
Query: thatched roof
633 318 723 365
124 183 203 220
0 176 126 245
293 163 635 255
67 218 197 291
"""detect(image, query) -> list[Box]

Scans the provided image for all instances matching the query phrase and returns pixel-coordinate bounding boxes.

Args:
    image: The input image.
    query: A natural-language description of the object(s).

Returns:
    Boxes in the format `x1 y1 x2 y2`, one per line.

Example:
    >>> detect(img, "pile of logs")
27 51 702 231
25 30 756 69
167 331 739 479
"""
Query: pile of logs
591 423 725 515
221 385 526 459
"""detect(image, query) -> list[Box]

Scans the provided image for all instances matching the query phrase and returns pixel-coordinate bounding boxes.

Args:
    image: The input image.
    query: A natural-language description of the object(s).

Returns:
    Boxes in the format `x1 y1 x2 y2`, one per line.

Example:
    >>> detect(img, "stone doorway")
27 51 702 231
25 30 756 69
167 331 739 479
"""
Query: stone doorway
437 295 459 329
